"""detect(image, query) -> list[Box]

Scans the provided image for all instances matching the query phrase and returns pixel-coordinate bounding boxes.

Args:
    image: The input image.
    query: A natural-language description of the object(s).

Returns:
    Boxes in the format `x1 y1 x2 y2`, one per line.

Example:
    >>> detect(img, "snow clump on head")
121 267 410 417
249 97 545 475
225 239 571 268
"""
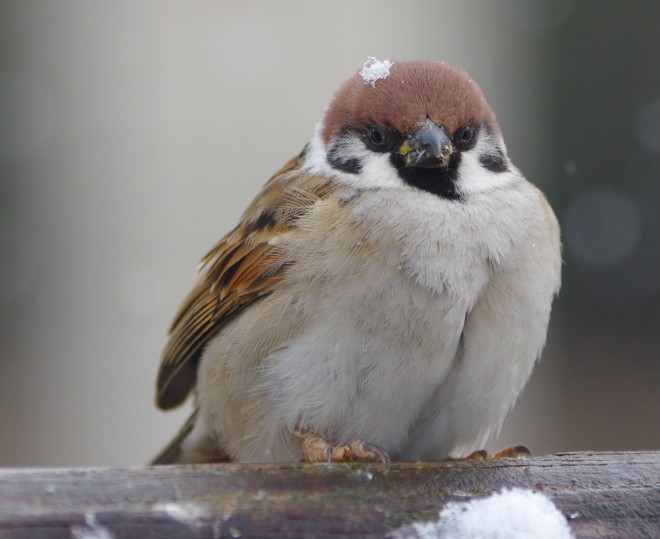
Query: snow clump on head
359 57 393 87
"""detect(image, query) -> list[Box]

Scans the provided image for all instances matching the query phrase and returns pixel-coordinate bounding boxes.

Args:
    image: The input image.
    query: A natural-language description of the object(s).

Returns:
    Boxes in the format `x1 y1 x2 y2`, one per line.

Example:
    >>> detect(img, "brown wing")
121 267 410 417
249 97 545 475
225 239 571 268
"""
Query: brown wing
156 151 335 409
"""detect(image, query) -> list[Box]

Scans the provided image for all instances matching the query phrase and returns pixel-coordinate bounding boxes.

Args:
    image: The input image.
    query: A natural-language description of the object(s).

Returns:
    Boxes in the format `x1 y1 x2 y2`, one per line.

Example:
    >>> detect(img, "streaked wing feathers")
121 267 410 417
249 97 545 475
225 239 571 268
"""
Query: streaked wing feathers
156 151 335 409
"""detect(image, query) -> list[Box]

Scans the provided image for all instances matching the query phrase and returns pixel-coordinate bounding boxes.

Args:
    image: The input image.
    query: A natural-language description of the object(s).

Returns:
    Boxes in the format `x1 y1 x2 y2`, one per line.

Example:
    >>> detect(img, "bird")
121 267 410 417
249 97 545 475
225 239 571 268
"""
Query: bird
152 57 561 465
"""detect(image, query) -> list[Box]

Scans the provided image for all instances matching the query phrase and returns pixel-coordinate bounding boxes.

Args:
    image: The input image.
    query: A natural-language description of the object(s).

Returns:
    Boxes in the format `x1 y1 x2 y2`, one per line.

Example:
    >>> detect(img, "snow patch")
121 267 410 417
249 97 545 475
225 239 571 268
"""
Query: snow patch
392 488 574 539
154 501 209 527
360 57 393 87
71 512 115 539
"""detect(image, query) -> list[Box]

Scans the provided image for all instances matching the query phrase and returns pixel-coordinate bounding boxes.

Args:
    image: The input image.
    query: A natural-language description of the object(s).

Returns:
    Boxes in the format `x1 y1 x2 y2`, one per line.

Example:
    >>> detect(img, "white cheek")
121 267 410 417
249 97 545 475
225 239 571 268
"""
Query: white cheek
458 136 519 195
359 153 402 188
303 124 402 190
302 120 330 174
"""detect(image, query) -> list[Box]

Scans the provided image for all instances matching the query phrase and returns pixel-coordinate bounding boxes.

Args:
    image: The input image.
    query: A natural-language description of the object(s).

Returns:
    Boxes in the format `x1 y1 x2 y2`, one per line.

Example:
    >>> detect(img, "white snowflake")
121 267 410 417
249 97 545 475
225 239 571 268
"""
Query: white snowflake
392 488 575 539
359 57 393 87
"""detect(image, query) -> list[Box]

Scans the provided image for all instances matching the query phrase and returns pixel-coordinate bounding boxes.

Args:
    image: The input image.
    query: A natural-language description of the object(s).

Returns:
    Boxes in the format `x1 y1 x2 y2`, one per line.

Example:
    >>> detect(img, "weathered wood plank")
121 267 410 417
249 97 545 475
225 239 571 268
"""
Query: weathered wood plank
0 451 658 538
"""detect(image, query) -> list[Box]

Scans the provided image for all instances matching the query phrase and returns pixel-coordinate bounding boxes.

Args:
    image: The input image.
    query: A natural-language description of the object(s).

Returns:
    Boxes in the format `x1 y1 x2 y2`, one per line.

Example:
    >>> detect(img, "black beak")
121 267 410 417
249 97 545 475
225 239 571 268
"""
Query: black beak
399 119 454 168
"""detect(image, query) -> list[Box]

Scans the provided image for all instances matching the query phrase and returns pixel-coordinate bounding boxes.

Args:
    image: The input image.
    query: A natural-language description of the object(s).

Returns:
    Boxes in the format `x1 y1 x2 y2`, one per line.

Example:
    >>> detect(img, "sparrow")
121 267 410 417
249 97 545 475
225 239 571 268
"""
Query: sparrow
152 58 561 464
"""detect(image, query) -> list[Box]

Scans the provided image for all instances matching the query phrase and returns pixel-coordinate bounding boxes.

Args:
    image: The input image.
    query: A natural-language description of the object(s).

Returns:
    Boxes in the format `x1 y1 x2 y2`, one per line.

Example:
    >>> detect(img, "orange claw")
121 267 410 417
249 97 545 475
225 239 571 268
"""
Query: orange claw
302 434 390 463
450 445 532 461
492 445 532 459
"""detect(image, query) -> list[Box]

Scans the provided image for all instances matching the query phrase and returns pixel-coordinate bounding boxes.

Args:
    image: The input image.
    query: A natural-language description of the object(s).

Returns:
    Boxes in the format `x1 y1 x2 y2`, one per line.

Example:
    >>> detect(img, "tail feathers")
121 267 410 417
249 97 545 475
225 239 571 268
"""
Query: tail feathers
150 408 231 465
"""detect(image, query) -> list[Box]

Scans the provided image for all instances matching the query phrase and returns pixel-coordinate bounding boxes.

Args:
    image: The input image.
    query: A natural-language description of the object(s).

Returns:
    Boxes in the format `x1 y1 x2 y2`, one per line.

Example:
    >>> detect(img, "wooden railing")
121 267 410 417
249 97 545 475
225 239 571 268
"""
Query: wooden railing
0 451 658 538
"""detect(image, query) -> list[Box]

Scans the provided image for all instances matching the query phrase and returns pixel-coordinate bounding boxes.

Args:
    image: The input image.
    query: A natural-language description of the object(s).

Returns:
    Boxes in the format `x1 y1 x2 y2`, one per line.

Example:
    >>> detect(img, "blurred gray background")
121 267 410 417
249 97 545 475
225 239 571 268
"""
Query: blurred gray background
1 1 658 467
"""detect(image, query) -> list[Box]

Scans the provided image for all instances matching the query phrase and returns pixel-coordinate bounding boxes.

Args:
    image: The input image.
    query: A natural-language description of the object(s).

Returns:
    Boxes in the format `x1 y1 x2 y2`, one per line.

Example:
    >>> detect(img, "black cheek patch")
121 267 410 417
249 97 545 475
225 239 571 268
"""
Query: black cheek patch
477 124 508 173
327 131 363 174
479 150 508 173
328 153 363 174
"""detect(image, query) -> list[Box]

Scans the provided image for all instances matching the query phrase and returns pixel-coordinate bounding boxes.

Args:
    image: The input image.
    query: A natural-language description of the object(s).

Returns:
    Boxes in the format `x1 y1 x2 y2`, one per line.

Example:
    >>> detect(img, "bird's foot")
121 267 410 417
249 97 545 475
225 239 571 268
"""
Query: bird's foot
451 445 532 461
301 434 390 463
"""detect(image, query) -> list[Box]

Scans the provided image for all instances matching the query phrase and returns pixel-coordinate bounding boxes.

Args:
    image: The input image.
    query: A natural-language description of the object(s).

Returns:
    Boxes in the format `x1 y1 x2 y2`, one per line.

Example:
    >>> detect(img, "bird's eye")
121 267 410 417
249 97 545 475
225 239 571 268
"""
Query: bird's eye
454 123 478 151
459 124 474 144
368 124 386 146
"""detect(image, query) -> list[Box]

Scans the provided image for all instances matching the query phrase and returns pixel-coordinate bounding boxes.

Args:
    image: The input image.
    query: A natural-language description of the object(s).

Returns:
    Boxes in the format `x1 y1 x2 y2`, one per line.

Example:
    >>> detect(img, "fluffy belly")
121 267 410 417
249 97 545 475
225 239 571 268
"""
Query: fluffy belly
199 276 471 462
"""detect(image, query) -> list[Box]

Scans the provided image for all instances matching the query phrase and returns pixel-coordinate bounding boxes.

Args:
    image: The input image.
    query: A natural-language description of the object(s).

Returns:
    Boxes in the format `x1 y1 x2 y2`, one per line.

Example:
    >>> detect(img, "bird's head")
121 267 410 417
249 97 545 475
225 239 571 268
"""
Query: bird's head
305 58 512 200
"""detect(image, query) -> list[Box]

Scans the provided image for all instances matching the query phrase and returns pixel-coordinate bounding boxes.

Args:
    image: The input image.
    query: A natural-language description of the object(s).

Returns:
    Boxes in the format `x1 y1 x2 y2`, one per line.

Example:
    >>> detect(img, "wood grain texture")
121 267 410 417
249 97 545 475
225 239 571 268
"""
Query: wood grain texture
0 452 658 538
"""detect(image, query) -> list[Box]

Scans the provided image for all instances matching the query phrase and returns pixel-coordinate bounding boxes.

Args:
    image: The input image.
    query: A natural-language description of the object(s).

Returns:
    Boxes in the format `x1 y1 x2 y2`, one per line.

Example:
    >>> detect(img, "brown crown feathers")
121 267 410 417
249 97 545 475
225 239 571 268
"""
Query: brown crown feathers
321 60 499 143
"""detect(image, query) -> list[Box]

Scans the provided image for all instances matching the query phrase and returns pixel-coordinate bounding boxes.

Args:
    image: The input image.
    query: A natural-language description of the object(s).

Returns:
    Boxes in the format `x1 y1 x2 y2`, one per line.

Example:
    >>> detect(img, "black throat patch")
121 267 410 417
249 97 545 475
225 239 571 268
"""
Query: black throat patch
390 153 464 201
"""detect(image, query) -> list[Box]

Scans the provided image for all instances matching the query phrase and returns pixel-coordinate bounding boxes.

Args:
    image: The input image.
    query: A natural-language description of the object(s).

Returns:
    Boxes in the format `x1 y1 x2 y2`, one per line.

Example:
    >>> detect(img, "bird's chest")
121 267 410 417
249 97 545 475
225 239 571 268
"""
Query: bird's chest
270 210 494 447
286 198 494 360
